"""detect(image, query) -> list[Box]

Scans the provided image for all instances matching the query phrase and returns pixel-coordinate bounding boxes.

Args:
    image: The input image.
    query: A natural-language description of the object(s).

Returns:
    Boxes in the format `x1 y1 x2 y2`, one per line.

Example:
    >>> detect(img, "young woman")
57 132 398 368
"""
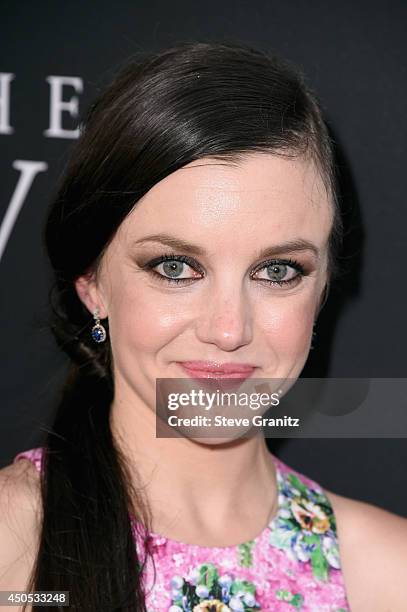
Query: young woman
1 40 406 612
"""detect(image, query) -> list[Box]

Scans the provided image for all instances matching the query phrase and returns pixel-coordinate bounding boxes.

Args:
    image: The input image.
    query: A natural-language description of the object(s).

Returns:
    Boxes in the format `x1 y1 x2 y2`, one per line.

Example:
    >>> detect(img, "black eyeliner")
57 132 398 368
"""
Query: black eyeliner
140 252 308 287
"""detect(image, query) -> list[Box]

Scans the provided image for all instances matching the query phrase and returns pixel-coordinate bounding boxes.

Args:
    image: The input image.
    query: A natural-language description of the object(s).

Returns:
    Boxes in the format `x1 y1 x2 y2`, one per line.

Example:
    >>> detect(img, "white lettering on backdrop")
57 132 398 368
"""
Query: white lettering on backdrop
0 73 15 135
44 76 83 138
0 73 83 260
0 161 48 262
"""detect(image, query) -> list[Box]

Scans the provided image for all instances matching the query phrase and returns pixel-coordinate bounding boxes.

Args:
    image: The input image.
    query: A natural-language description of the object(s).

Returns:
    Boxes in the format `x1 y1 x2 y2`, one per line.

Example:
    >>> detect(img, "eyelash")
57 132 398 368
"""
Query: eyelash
142 252 307 288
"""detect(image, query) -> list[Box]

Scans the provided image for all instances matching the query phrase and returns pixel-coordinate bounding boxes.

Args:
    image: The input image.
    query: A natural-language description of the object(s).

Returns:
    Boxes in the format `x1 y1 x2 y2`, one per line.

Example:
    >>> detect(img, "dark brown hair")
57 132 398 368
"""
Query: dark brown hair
27 39 343 610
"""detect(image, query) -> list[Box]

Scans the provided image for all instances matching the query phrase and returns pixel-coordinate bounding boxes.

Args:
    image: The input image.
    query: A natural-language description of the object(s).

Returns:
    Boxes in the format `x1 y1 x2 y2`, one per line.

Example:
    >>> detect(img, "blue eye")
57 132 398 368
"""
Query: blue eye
144 253 203 284
143 253 305 288
252 260 304 287
162 259 194 279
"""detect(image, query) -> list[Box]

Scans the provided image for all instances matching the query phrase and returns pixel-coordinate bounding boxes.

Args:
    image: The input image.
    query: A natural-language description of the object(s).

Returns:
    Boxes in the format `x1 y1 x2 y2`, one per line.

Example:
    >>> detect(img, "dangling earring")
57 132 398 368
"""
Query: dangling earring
91 307 107 343
310 324 317 350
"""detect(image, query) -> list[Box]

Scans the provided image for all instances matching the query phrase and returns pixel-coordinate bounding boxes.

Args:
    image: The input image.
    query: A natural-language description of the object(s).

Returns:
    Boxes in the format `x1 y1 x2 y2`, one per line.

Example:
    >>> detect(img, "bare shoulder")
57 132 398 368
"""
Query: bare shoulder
325 488 407 612
0 458 42 593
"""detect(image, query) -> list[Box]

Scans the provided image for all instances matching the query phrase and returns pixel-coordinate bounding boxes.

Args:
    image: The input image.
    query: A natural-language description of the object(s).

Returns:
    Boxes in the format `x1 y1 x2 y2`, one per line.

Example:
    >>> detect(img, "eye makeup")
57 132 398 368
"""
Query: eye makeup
137 251 311 289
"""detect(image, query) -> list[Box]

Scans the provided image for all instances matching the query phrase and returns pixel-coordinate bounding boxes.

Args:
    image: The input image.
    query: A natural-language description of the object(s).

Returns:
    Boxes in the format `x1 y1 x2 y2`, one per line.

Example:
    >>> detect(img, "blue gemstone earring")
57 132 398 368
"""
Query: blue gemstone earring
91 307 107 343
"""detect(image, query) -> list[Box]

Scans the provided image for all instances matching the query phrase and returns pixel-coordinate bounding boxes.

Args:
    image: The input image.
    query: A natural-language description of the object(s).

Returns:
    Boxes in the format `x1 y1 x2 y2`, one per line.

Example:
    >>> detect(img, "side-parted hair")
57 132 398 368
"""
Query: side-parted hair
27 40 343 610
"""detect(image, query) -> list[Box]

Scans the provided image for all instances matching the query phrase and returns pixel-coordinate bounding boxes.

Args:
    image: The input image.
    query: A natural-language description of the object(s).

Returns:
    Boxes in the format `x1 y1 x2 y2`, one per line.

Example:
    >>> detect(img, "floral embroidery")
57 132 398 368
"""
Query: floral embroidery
14 448 351 611
237 541 255 568
168 563 261 611
275 589 304 609
269 470 340 581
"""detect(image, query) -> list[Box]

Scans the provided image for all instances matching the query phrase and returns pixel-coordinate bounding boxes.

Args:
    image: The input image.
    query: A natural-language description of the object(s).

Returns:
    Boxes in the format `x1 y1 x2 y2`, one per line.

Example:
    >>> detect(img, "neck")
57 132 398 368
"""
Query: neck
110 377 279 546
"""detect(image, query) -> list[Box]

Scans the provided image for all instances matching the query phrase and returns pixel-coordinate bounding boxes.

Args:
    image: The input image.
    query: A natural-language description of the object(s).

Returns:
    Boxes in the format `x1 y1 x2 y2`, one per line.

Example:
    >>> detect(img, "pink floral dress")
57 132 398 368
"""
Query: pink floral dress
14 447 350 611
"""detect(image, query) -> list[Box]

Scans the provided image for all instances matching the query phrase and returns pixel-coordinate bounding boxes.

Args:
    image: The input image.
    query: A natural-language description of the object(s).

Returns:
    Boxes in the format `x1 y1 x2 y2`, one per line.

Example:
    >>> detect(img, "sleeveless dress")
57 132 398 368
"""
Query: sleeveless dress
14 447 350 612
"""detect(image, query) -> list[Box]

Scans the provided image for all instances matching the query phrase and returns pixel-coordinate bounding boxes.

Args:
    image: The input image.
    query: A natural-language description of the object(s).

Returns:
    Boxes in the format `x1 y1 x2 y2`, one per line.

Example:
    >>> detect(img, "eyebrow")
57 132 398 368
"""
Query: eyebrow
132 233 320 259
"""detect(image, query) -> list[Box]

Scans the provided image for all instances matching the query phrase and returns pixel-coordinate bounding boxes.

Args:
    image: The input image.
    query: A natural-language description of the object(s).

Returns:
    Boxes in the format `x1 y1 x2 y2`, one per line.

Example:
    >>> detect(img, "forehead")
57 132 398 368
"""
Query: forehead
119 153 333 250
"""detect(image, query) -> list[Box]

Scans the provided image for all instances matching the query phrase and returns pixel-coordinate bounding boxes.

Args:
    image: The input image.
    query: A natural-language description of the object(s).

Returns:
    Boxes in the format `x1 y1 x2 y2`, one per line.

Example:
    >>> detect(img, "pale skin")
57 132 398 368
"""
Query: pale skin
0 152 406 611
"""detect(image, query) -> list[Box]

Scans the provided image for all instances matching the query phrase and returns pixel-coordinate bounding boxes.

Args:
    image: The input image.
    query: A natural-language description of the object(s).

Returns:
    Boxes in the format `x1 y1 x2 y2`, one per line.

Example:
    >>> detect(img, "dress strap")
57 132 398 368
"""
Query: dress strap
268 454 342 582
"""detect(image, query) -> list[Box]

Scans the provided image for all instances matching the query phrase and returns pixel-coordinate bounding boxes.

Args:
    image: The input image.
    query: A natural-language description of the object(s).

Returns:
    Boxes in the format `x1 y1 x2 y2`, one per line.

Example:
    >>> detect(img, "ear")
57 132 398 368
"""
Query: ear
74 271 108 319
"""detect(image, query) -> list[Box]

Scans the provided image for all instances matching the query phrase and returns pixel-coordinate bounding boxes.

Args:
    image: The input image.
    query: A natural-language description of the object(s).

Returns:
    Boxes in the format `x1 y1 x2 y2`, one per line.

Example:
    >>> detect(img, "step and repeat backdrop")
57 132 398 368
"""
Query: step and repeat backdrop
1 1 406 514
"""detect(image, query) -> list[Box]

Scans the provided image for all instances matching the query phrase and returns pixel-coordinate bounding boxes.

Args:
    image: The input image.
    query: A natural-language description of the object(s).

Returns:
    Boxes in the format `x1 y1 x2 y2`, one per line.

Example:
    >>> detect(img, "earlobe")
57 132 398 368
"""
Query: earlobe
74 274 108 319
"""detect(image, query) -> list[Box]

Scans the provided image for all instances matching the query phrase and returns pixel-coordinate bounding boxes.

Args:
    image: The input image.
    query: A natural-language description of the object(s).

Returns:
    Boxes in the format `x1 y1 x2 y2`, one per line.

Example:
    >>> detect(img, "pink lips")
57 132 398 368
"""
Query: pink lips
178 360 256 379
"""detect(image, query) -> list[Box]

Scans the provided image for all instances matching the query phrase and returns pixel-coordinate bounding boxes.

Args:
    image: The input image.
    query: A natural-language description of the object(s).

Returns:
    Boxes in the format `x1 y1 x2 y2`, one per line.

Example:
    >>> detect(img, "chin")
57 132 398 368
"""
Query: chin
190 435 253 448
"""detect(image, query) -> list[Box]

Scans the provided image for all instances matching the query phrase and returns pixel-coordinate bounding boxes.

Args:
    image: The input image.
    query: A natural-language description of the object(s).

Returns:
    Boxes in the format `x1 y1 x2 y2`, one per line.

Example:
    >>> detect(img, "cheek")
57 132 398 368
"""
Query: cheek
109 285 186 355
261 296 315 355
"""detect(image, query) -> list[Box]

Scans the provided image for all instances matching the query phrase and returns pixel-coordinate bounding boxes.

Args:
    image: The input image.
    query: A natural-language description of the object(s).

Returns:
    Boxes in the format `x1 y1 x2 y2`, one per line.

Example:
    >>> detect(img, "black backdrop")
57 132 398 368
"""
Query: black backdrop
1 0 406 515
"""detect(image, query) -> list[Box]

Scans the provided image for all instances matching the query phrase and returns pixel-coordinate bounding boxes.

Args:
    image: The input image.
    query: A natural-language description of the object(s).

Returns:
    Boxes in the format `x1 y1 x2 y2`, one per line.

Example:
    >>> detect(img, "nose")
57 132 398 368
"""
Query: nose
195 284 253 351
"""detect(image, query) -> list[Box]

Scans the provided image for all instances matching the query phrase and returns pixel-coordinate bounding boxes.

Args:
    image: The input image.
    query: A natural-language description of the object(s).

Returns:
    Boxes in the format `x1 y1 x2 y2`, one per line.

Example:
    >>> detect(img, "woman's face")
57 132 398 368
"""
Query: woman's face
76 152 333 419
